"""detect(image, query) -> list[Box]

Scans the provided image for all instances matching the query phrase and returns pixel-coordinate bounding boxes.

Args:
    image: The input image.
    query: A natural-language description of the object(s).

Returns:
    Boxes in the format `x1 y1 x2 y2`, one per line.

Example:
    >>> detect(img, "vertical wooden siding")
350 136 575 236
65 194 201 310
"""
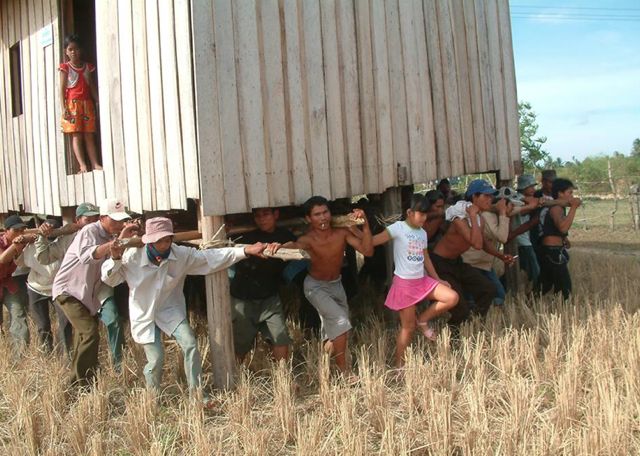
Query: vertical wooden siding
92 0 200 213
0 0 63 215
1 0 519 217
0 0 199 215
194 0 521 217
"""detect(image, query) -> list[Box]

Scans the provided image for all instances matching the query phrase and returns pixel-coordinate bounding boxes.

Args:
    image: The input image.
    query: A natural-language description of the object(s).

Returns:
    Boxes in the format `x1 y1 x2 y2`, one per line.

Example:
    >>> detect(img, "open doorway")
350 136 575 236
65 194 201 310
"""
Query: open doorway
60 0 102 175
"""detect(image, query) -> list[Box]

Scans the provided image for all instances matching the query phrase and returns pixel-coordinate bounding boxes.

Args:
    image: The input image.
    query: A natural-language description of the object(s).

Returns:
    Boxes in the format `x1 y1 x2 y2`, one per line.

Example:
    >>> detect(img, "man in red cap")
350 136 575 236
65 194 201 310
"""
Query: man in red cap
102 217 274 393
0 215 35 350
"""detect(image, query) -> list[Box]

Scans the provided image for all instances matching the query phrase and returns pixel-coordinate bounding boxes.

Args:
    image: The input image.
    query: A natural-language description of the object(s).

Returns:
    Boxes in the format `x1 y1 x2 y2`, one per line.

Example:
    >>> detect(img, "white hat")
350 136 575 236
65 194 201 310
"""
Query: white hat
496 187 525 206
99 198 131 221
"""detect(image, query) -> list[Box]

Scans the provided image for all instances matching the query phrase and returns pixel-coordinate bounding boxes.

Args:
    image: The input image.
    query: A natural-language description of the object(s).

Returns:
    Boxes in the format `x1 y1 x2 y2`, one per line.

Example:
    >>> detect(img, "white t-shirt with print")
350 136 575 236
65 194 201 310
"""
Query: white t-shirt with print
386 221 428 280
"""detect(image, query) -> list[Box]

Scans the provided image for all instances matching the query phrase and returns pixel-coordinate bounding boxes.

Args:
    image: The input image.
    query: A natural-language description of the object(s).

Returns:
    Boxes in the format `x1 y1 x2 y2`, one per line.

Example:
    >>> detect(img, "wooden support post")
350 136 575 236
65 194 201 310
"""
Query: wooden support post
381 187 402 286
200 209 236 390
496 176 520 294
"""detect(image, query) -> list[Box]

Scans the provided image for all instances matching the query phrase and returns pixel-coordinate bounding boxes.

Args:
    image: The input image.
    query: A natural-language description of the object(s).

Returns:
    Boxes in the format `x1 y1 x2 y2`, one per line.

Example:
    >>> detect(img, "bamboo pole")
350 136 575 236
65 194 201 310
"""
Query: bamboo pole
118 230 308 261
118 230 202 248
24 222 81 238
226 214 364 236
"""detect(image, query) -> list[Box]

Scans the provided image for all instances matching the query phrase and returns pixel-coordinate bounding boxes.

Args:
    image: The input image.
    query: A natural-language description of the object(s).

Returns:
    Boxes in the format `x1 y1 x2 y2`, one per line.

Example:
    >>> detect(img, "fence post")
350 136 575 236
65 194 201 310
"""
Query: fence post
630 184 640 231
607 159 618 232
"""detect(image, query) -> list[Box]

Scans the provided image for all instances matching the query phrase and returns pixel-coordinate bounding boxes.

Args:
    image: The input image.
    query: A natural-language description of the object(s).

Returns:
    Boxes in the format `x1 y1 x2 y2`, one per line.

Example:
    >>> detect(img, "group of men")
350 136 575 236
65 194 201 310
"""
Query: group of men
0 170 579 389
423 170 580 320
0 202 124 363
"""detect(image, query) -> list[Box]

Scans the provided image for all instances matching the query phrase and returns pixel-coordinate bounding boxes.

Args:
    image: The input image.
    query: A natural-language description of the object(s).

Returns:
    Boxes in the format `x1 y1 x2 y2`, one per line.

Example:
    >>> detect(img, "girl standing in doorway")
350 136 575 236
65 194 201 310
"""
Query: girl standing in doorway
59 34 101 173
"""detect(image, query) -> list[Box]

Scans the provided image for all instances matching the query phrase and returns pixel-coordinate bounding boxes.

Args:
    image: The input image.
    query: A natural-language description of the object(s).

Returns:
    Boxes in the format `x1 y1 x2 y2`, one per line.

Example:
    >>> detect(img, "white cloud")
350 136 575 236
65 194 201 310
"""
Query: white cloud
518 67 640 160
518 67 640 114
530 12 569 24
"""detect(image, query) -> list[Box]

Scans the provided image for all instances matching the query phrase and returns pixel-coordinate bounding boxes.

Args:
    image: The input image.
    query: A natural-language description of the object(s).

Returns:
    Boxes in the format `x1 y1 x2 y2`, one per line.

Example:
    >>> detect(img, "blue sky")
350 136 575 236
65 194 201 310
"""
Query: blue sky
510 1 640 162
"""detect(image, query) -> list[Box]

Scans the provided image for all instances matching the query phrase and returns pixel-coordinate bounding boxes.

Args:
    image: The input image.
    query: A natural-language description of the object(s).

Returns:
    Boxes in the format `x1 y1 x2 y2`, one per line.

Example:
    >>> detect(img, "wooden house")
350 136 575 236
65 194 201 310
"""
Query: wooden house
0 0 520 387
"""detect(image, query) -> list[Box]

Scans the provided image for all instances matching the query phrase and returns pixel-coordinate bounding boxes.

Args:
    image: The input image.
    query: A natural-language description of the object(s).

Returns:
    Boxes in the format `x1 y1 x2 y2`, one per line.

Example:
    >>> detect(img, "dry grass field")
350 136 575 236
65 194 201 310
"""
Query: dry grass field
1 247 639 455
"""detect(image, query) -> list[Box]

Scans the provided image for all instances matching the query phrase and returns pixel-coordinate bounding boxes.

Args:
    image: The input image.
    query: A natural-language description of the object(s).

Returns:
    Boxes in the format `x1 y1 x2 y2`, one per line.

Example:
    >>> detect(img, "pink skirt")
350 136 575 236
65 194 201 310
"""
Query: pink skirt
384 275 439 311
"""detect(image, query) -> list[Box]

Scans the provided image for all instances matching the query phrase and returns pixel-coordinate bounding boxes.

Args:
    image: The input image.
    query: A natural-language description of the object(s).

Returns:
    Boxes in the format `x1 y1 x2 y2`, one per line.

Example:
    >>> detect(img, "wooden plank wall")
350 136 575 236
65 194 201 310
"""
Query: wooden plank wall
0 0 200 215
194 0 521 217
1 0 519 218
0 0 62 215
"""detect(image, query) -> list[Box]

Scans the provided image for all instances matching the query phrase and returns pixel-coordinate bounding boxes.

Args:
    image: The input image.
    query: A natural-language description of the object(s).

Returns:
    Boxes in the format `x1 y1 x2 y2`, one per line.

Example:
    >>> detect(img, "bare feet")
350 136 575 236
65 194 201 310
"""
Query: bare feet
78 165 88 173
92 164 103 171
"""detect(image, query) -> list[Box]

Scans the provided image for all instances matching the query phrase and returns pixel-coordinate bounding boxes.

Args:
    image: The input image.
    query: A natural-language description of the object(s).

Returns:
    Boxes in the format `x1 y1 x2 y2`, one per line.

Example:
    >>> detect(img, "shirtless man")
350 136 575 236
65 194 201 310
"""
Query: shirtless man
283 196 373 374
430 180 514 326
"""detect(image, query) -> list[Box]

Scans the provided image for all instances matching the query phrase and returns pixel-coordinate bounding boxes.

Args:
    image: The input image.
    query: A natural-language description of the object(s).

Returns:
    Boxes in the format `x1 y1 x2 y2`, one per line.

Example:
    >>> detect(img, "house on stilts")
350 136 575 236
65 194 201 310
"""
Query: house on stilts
0 0 521 387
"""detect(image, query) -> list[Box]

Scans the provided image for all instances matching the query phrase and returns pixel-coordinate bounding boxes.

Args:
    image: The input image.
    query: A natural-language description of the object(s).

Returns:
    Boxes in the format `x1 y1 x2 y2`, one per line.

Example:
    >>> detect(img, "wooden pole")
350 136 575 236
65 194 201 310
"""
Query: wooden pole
381 187 402 287
496 175 520 294
200 207 236 390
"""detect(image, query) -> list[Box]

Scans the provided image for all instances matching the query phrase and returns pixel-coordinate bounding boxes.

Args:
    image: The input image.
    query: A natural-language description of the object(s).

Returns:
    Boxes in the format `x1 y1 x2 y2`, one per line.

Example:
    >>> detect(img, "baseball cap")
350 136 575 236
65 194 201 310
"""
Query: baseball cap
466 179 498 198
141 217 175 244
76 202 100 217
99 198 131 221
541 169 557 182
517 175 536 191
4 214 27 230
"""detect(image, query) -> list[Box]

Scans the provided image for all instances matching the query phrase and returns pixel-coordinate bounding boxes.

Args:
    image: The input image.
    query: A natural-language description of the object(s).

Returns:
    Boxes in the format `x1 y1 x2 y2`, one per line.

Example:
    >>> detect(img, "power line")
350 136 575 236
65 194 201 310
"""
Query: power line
513 14 640 19
511 14 640 22
511 4 640 12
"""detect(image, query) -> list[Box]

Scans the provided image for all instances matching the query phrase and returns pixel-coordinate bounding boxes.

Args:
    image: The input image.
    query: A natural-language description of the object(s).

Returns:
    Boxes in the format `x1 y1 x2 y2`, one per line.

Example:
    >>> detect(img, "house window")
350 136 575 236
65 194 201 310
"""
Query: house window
9 43 23 117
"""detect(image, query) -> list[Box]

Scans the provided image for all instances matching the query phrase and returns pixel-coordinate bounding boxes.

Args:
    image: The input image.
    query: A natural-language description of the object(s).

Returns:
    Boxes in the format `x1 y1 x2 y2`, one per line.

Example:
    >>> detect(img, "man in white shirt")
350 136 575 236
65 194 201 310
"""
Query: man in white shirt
53 198 137 387
38 202 125 362
16 219 62 352
102 217 273 392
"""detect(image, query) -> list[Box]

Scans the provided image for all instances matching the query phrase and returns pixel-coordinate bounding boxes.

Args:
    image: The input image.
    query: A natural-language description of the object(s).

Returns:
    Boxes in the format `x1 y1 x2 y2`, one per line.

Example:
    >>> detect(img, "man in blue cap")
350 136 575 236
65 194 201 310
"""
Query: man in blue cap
430 179 510 326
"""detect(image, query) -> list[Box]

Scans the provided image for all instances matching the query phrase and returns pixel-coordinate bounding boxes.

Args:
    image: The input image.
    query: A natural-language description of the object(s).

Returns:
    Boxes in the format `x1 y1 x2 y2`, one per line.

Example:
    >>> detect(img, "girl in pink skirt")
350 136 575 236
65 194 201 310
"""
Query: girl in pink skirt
373 194 459 367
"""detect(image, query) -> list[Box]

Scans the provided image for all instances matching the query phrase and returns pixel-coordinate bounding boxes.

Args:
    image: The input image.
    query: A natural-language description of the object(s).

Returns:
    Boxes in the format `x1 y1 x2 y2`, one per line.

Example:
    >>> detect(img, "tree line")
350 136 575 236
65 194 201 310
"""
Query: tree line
519 102 640 195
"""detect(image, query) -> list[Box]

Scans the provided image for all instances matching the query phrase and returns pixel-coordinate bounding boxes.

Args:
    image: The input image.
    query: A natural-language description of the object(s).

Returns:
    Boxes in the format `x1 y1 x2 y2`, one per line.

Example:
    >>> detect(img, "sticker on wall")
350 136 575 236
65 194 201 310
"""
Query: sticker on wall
39 25 53 48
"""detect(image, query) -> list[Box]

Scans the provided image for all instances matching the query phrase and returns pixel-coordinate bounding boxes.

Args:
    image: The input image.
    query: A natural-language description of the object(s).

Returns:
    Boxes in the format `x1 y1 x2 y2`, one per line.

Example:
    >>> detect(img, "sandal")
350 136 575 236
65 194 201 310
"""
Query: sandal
342 373 360 387
417 321 438 342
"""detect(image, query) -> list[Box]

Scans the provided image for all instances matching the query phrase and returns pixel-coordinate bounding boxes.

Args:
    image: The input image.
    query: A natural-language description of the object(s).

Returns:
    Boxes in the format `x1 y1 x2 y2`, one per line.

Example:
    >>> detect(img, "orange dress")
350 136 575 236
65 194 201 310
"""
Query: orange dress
59 62 97 133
